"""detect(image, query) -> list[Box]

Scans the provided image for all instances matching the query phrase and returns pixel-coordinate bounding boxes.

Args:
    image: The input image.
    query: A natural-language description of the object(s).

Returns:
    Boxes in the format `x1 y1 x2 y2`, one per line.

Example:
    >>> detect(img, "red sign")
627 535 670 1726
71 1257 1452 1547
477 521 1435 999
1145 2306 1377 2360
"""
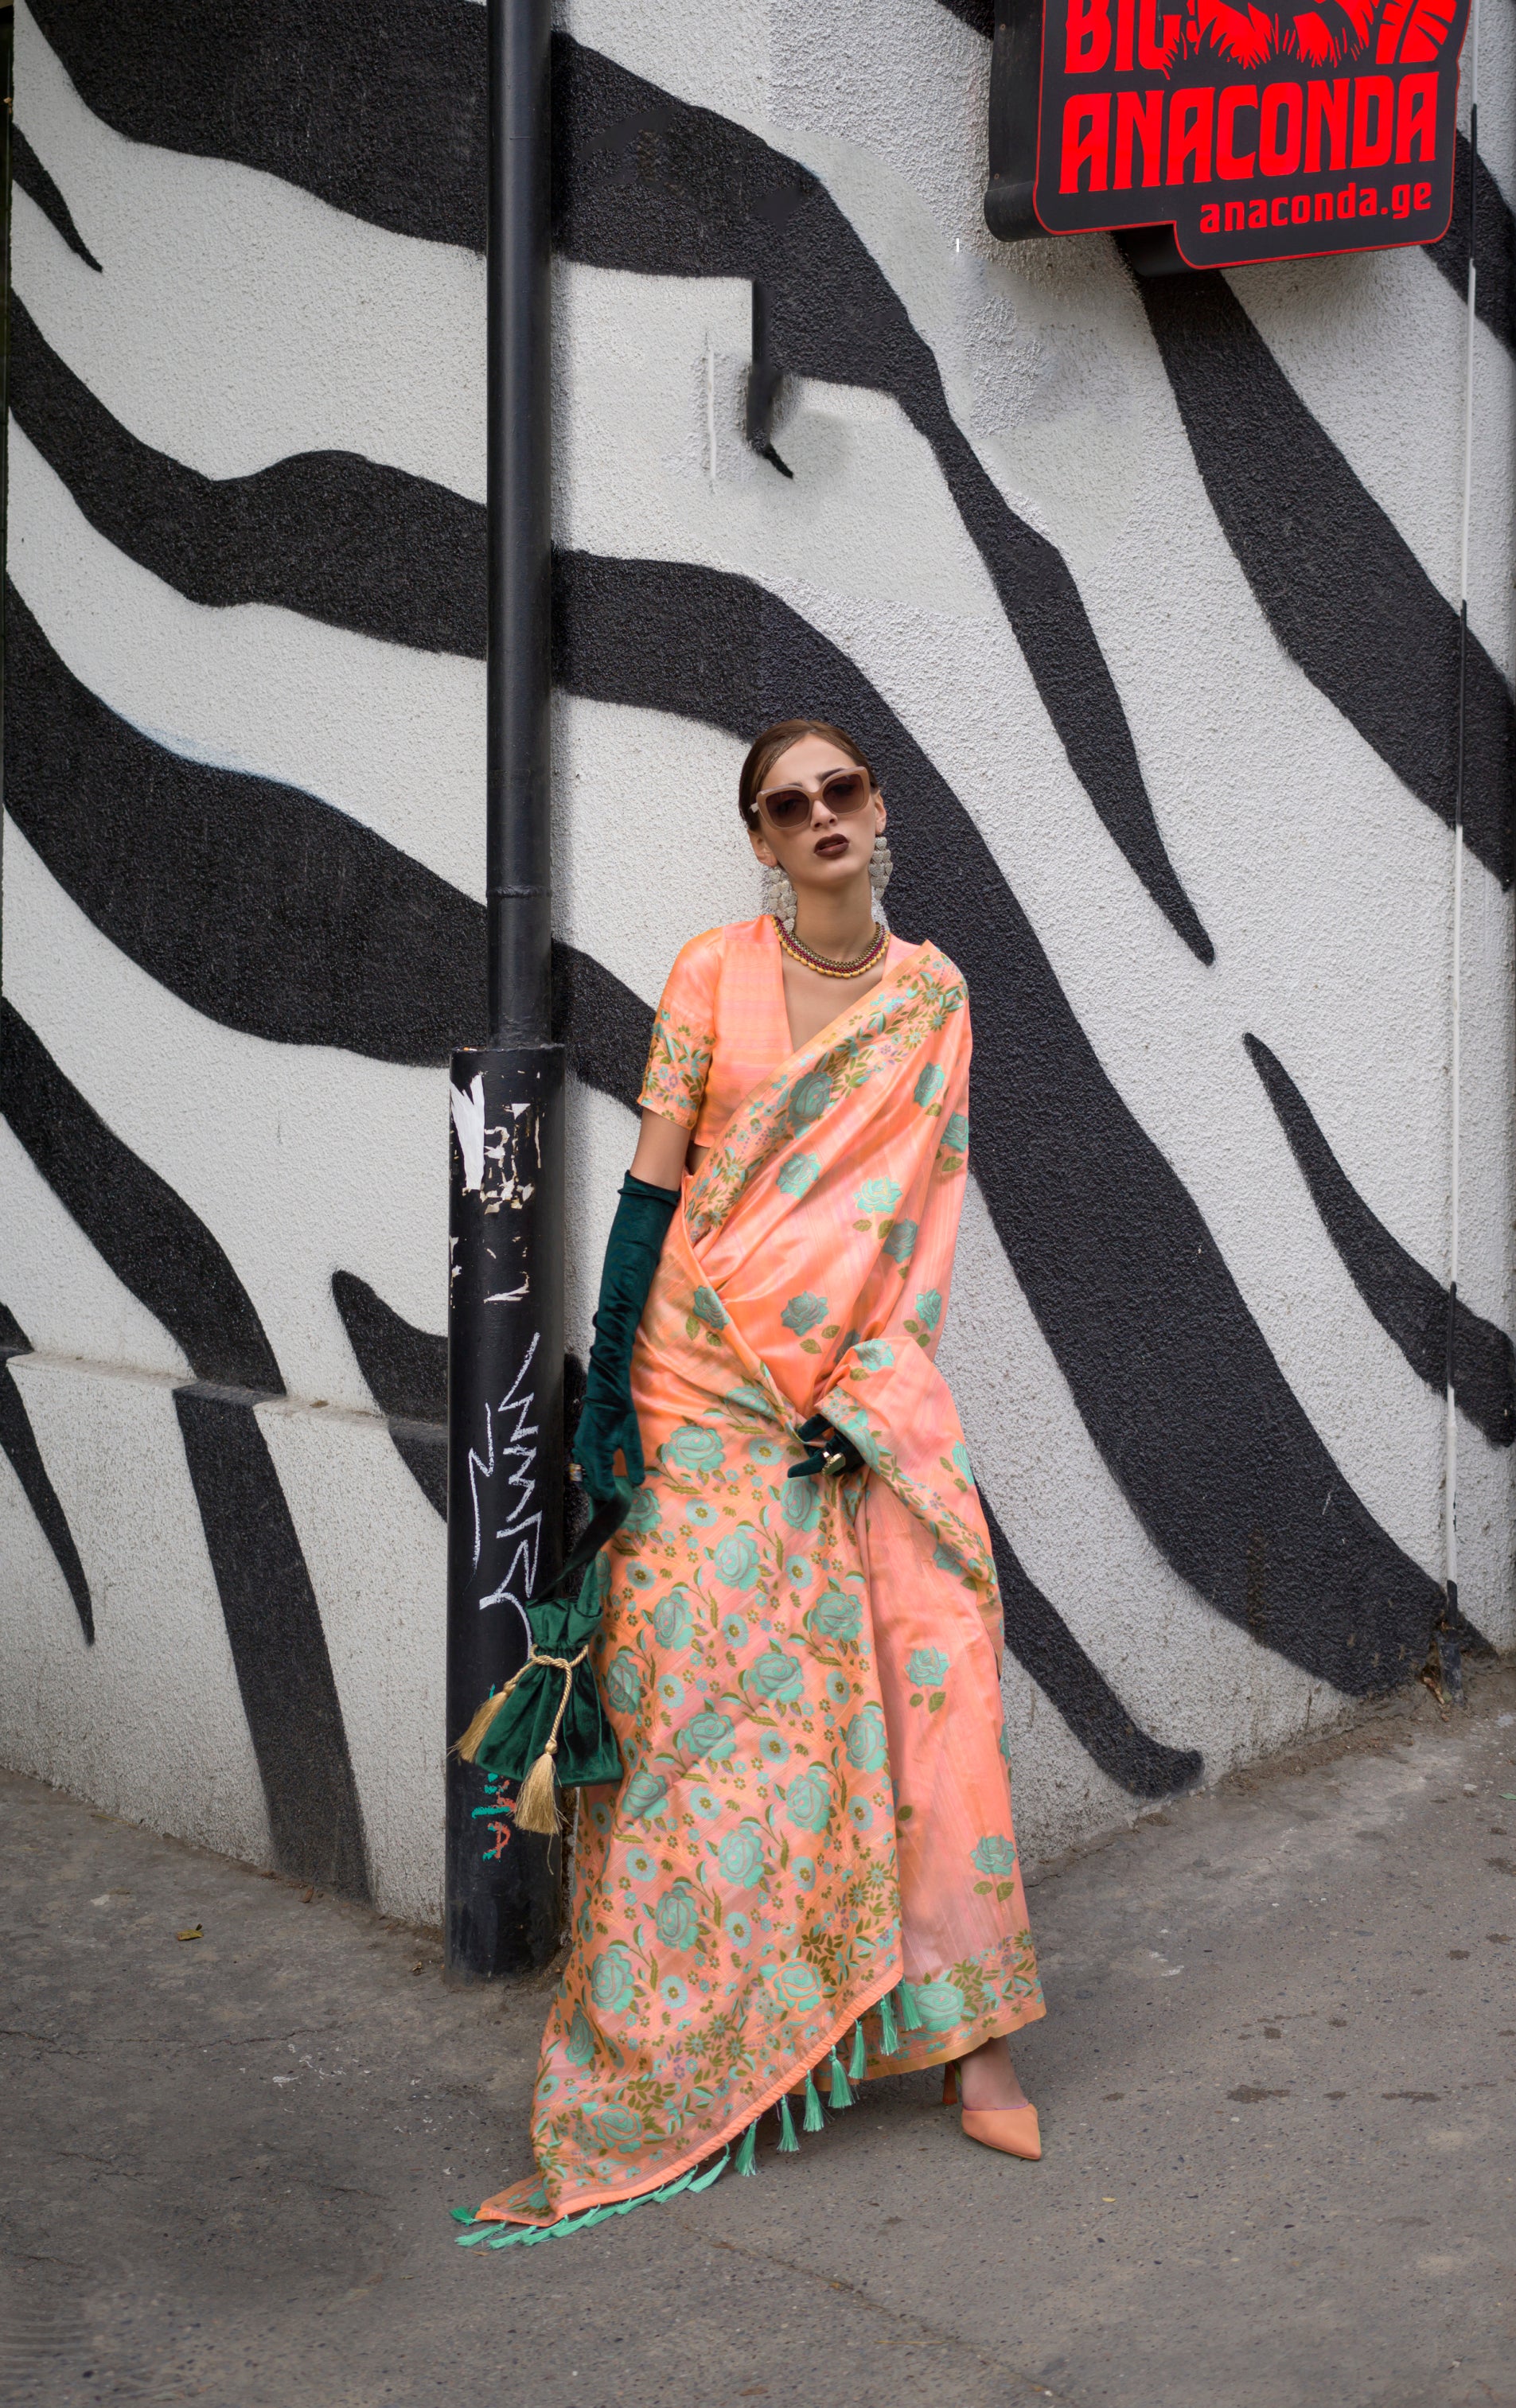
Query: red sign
987 0 1468 270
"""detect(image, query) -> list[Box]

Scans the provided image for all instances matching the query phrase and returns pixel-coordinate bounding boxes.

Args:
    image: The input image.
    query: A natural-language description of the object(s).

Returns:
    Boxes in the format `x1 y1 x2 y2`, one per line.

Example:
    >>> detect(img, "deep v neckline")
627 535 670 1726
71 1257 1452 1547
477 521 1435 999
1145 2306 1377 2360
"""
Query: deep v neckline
763 912 898 1060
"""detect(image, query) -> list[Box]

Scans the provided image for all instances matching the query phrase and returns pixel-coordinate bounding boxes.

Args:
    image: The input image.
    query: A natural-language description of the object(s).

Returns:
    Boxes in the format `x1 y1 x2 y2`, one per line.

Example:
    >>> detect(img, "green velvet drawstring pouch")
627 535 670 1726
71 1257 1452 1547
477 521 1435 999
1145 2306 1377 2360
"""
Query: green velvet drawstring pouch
454 1485 629 1829
455 1172 679 1833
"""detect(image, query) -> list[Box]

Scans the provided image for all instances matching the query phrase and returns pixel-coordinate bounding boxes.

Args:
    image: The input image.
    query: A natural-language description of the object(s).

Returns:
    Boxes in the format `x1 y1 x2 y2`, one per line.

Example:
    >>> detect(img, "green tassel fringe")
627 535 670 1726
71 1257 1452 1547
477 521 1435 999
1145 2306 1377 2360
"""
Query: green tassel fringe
457 2149 731 2247
878 1988 899 2055
459 1996 922 2246
802 2067 825 2133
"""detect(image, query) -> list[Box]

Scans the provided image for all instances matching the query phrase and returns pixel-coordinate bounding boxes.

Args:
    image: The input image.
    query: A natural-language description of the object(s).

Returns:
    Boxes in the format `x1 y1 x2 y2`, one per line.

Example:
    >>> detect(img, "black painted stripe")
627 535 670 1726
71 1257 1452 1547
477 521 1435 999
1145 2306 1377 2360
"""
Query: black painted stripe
1136 271 1514 888
387 1420 447 1518
3 583 485 1066
555 37 1210 963
1424 132 1516 361
5 579 657 1089
53 0 1490 978
19 0 1209 964
330 1268 447 1514
174 1381 372 1898
331 1272 445 1424
1245 1034 1514 1450
8 300 485 657
329 1279 587 1549
26 0 487 251
0 996 283 1393
2 1006 373 1866
935 0 996 33
981 1498 1202 1797
555 547 1448 1693
0 1307 95 1645
4 587 656 1092
552 937 652 1116
13 127 102 271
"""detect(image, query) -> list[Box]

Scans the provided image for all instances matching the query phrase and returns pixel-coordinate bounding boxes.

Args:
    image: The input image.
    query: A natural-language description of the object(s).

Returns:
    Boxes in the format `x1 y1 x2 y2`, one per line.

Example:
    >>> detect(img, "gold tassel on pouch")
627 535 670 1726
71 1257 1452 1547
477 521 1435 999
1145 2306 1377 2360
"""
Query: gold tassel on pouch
511 1742 563 1834
454 1683 516 1765
452 1642 589 1835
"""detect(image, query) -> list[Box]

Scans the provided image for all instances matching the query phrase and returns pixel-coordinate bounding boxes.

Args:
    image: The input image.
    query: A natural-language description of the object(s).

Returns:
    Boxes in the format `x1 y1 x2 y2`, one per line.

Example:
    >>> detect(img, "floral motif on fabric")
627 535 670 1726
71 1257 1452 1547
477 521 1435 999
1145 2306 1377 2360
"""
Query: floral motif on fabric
639 996 715 1132
936 1109 969 1179
777 1152 821 1198
906 1647 949 1699
781 1292 829 1338
474 938 1042 2233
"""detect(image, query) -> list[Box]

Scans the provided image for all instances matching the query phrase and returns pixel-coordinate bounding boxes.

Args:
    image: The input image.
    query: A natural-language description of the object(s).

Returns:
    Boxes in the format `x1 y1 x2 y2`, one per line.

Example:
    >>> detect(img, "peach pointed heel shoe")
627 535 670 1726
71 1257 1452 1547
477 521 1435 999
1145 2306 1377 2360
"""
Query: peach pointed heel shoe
943 2059 1042 2160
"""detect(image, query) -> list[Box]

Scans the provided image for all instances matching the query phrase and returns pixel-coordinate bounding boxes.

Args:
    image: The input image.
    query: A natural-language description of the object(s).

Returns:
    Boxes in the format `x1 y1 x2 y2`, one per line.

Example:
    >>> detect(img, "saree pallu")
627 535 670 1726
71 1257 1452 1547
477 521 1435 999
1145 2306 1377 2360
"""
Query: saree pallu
476 940 1042 2231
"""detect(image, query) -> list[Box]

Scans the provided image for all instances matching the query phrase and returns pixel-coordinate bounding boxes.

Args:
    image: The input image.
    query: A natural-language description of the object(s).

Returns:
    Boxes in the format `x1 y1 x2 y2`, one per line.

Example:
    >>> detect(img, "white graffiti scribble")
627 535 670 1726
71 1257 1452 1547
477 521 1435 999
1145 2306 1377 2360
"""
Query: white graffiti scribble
470 1331 543 1639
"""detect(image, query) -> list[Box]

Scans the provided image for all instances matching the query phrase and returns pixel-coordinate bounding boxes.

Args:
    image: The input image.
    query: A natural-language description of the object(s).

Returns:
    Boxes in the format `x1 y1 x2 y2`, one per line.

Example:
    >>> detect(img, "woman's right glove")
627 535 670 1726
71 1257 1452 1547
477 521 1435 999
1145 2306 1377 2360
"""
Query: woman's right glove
572 1172 680 1508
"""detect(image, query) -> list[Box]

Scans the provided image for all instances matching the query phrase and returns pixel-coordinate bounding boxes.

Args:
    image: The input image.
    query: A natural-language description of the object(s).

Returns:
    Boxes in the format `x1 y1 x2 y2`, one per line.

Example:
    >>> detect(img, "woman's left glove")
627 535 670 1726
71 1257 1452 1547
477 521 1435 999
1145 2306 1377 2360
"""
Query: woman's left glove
787 1413 866 1481
573 1173 680 1507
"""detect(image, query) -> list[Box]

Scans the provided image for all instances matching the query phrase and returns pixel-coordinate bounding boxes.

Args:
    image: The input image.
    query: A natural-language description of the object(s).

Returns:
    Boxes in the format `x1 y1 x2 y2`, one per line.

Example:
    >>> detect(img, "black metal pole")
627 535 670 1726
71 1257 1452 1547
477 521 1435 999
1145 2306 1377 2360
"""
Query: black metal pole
445 0 563 1979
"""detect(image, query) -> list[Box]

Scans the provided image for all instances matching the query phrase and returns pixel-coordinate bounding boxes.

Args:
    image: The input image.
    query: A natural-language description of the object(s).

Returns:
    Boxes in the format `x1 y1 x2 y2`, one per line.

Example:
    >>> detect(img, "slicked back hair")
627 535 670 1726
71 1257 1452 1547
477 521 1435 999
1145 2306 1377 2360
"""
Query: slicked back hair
738 719 877 829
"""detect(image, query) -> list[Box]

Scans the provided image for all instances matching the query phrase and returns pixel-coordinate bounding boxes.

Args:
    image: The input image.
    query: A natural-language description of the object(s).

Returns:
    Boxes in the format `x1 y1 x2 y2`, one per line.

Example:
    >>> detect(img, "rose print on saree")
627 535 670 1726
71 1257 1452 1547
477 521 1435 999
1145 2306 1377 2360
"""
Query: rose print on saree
476 937 1042 2230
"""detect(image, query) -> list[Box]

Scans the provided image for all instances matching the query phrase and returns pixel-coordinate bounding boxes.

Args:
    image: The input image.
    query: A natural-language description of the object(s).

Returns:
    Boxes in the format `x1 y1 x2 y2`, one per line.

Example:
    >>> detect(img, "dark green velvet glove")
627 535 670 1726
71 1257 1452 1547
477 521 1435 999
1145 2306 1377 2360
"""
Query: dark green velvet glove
572 1173 679 1507
787 1412 866 1481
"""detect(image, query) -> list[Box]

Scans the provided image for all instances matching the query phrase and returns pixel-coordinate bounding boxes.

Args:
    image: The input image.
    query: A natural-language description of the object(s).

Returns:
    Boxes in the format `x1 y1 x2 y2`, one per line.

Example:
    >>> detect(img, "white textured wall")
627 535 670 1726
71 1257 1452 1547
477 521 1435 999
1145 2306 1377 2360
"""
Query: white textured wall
2 0 1511 1912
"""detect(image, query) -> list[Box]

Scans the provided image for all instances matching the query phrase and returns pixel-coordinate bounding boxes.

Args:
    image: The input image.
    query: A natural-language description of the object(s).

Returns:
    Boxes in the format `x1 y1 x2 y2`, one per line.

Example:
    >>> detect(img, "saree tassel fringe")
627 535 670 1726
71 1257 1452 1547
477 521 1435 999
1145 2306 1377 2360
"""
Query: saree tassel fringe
801 2068 825 2133
454 2148 732 2247
450 1989 945 2249
878 1989 899 2056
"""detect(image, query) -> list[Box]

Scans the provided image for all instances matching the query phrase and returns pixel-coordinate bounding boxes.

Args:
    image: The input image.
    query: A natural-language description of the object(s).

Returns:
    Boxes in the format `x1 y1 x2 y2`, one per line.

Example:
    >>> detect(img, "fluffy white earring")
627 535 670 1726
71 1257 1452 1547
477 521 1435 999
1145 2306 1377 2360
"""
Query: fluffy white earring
869 831 893 923
760 862 798 929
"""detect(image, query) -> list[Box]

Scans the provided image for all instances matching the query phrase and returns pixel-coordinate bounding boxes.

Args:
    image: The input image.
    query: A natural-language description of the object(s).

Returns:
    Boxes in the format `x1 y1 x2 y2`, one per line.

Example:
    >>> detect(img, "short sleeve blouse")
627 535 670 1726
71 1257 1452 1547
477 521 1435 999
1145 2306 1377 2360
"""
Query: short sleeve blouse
638 920 792 1151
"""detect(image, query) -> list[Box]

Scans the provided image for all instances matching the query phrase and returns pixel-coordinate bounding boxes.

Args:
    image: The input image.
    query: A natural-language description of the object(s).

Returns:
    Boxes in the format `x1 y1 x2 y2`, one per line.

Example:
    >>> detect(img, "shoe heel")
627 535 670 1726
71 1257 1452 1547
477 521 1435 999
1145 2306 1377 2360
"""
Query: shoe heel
941 2059 961 2107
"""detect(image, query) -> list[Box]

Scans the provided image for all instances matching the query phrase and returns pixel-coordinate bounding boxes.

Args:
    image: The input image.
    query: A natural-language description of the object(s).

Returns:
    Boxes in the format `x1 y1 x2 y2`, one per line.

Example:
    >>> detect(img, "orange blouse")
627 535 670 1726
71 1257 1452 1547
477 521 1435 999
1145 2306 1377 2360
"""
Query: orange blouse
637 916 910 1151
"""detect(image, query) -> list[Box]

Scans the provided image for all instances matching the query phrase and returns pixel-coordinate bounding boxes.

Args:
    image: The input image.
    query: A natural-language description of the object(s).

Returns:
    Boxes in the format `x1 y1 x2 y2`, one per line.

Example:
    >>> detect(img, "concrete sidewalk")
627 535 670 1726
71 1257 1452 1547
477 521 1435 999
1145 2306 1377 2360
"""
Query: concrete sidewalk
3 1662 1513 2408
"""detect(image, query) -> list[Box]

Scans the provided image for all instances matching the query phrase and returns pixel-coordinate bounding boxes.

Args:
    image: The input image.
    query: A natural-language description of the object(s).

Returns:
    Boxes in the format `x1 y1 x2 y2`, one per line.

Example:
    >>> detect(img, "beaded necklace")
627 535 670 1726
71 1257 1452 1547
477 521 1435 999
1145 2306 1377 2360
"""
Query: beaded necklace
774 914 890 980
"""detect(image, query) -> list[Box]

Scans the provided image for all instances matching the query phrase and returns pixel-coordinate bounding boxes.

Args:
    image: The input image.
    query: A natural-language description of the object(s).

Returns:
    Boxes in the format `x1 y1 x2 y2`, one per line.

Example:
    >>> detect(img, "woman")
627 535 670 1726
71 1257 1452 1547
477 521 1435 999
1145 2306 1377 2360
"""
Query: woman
464 719 1043 2246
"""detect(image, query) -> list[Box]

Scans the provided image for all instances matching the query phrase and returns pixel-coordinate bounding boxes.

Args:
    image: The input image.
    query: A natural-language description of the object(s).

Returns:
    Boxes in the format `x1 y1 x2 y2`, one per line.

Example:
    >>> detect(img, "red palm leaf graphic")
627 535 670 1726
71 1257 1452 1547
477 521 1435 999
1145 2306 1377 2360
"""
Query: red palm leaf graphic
1291 12 1339 60
1338 0 1377 40
1375 0 1456 60
1196 0 1276 64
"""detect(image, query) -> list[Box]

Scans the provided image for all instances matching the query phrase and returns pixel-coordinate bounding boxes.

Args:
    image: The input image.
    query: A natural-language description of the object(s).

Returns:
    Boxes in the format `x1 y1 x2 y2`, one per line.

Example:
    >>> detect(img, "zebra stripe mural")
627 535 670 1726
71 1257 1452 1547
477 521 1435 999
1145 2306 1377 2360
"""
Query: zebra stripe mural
2 0 1510 1919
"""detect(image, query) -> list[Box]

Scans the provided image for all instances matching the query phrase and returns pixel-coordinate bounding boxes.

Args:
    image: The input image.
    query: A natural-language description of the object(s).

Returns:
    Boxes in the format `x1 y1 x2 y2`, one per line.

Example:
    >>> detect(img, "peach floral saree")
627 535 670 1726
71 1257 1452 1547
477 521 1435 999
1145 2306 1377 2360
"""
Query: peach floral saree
465 929 1042 2240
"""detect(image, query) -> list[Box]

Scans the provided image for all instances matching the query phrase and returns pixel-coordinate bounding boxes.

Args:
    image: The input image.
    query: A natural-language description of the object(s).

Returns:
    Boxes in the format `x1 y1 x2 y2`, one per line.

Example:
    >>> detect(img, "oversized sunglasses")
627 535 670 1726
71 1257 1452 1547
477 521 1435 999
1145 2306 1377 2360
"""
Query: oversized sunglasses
756 766 873 832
